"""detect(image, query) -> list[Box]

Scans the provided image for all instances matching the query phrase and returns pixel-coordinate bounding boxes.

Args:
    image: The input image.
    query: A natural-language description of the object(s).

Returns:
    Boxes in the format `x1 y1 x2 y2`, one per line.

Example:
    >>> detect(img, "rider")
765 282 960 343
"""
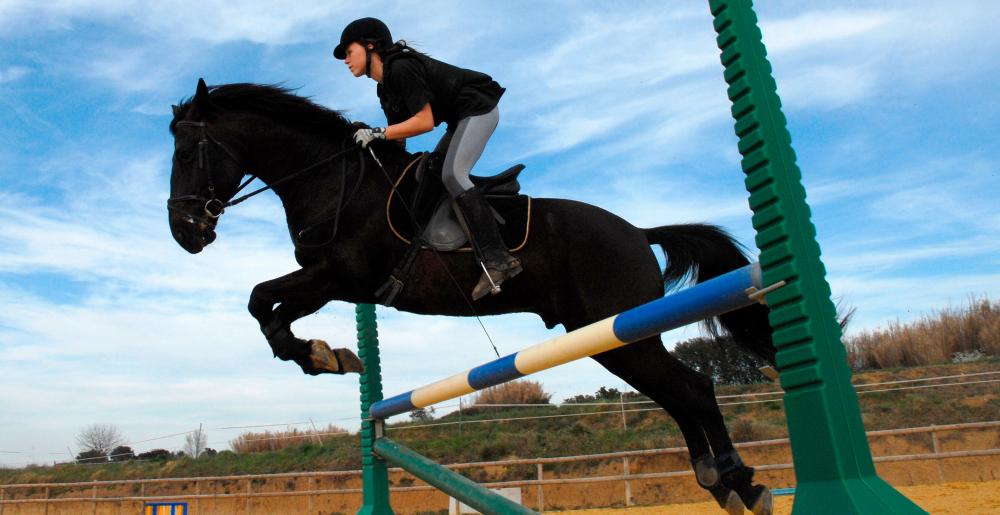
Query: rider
334 17 522 301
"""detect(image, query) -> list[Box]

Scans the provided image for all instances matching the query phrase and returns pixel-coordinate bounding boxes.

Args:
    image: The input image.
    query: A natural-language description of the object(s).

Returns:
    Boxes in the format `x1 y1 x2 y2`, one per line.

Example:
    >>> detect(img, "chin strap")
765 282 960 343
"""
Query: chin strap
364 46 373 78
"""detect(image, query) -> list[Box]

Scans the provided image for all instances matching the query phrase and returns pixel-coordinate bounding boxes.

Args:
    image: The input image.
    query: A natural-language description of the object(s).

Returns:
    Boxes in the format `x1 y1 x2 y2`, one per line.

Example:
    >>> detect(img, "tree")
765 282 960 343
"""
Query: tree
137 449 171 461
672 336 769 384
409 407 435 422
184 425 208 459
109 445 135 462
564 387 643 404
75 449 107 464
76 423 125 456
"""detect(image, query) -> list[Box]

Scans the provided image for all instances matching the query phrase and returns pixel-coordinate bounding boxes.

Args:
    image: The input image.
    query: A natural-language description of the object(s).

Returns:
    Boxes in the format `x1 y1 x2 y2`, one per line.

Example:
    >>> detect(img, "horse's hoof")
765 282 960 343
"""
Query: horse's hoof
307 340 363 374
723 490 743 515
749 486 772 515
333 347 364 373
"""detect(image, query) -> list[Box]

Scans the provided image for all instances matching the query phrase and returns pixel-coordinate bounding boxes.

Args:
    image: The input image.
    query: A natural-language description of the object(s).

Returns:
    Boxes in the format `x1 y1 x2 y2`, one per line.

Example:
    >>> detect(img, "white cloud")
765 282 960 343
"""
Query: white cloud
0 65 30 83
4 0 1000 463
777 64 878 110
831 271 1000 334
760 10 896 54
0 0 347 44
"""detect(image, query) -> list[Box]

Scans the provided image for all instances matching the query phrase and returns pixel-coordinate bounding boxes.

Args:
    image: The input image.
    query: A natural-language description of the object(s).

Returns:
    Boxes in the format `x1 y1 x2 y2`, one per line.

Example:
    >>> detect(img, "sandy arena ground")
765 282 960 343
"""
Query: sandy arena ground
561 480 1000 514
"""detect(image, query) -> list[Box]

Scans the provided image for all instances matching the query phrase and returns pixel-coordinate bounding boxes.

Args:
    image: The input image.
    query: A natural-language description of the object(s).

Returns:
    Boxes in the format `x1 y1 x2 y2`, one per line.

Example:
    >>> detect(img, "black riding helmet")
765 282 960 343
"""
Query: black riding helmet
333 17 392 59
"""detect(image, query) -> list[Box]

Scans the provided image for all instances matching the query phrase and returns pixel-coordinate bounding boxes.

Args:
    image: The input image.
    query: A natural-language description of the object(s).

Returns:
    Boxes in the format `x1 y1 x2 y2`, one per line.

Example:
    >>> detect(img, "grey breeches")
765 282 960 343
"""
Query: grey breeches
441 106 499 196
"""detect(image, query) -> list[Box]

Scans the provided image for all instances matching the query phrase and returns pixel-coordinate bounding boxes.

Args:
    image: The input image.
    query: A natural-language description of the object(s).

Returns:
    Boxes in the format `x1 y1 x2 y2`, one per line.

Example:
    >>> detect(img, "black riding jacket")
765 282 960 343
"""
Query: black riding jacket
377 48 504 129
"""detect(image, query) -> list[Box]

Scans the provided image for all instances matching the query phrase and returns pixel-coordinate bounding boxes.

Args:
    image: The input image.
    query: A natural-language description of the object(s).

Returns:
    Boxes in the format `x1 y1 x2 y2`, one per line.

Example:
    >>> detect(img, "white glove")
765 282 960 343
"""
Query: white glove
353 127 386 148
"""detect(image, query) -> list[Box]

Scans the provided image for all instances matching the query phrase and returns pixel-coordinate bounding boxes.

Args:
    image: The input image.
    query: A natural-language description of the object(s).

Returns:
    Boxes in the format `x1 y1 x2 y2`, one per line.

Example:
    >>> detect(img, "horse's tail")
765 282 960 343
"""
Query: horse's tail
644 224 776 365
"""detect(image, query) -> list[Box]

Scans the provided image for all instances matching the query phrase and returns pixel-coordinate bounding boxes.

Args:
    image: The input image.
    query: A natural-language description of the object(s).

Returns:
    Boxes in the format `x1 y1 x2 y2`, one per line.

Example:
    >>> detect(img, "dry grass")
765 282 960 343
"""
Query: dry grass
847 296 1000 369
472 379 552 405
229 424 350 454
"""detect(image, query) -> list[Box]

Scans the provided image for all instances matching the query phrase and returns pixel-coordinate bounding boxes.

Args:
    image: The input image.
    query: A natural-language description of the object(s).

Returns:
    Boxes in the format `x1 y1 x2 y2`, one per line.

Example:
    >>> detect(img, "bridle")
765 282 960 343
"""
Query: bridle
167 119 363 231
167 120 248 223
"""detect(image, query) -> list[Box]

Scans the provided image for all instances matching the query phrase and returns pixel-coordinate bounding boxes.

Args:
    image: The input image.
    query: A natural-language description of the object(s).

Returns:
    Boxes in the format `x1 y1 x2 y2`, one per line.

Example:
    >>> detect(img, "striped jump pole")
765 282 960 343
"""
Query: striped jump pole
370 262 771 421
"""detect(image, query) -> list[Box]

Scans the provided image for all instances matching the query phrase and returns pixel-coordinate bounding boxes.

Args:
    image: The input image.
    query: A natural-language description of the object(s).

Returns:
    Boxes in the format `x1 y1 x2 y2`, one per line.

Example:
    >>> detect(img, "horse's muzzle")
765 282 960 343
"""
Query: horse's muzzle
169 212 217 254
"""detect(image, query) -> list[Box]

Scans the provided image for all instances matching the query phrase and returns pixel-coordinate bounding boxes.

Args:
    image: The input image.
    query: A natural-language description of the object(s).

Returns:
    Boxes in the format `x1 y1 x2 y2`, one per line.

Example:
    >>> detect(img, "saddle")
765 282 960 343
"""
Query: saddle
378 153 533 304
386 153 532 252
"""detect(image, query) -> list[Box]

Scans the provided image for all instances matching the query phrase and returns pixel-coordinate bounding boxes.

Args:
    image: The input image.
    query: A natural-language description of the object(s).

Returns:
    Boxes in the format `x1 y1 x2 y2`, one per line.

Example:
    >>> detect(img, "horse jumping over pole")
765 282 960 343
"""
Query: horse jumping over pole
167 79 775 514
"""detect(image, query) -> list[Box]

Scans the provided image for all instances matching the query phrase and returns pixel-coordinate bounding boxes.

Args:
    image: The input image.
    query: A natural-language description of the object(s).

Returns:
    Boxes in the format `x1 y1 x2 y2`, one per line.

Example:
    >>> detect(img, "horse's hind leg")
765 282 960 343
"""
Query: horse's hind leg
700 399 773 515
591 340 770 515
665 352 772 515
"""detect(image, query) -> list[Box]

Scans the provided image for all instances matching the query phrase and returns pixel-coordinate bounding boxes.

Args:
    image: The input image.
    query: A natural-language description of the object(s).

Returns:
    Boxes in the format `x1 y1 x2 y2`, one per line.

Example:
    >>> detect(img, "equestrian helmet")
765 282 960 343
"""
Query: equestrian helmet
333 17 392 59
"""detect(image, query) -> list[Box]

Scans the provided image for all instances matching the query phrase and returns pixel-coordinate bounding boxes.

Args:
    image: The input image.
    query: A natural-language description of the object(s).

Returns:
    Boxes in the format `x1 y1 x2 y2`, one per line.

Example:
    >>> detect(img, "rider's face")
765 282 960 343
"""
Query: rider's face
344 42 368 78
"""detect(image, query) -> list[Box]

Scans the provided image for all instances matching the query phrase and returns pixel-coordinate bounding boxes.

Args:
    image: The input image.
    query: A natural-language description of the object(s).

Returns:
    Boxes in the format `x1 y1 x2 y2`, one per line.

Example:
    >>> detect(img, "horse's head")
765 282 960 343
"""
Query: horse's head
168 79 245 254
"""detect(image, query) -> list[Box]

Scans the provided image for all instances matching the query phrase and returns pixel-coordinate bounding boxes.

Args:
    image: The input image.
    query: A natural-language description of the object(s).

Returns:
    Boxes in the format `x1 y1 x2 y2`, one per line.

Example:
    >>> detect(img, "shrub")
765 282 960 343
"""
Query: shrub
75 449 106 464
230 424 350 454
846 296 1000 369
109 446 135 462
136 449 171 461
473 379 551 405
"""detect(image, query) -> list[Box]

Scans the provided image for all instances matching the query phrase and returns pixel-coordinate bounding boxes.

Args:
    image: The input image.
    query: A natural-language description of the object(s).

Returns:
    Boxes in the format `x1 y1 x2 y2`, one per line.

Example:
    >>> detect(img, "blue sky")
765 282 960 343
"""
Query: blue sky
2 1 998 466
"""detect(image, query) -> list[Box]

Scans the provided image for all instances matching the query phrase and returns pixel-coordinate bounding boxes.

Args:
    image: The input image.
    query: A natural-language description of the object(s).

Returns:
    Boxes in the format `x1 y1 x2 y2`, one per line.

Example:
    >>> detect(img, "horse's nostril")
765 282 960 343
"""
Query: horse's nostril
175 230 186 243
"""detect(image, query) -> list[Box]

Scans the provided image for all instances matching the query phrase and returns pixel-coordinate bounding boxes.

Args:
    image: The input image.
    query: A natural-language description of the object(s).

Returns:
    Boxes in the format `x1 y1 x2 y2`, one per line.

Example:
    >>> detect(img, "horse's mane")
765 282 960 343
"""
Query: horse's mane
170 83 352 137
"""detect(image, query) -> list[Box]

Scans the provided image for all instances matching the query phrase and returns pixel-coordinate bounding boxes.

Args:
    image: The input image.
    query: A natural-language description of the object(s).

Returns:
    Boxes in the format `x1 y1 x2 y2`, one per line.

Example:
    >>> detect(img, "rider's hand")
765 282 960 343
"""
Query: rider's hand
353 127 386 148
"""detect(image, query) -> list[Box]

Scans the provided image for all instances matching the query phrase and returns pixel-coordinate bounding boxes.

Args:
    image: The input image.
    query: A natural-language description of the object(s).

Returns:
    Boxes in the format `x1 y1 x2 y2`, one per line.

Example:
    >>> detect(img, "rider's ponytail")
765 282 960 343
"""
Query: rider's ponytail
383 40 430 59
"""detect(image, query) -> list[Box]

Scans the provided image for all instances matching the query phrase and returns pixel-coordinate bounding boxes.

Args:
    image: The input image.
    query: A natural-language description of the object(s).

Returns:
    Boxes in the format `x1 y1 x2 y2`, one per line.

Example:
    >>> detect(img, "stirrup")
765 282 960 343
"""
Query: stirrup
471 257 522 300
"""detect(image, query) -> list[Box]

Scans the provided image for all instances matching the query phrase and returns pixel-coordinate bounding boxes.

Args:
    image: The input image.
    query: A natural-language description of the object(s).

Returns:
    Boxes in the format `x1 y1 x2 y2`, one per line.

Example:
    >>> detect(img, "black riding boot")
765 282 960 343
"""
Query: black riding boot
454 189 523 300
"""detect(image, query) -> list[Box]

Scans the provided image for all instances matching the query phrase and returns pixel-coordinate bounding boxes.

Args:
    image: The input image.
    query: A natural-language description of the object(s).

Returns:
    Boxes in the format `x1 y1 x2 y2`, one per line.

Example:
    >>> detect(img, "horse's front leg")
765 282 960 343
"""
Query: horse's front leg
247 265 362 375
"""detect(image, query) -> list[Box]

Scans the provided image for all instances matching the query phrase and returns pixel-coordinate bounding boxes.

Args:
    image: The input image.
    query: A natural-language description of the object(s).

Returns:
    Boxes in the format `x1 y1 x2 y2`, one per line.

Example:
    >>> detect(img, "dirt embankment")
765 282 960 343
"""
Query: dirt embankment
1 425 997 514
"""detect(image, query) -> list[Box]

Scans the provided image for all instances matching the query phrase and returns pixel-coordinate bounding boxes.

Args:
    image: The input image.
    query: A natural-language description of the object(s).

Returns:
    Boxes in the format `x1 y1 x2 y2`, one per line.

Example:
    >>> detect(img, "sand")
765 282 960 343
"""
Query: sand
560 479 1000 514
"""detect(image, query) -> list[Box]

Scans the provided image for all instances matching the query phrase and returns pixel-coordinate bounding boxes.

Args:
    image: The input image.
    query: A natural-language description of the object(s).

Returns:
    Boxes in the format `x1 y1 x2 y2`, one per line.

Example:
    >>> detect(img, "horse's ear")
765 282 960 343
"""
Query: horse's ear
194 78 212 112
196 78 209 98
171 104 181 118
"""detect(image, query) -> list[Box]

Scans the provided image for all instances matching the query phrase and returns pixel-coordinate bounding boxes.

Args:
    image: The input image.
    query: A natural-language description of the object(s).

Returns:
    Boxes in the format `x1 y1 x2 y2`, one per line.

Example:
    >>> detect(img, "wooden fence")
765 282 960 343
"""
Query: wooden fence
1 420 997 513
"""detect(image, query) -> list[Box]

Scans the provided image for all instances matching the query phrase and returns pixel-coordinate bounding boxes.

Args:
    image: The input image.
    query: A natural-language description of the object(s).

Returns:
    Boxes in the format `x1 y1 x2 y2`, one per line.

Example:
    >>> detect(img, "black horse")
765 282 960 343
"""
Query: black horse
168 80 775 515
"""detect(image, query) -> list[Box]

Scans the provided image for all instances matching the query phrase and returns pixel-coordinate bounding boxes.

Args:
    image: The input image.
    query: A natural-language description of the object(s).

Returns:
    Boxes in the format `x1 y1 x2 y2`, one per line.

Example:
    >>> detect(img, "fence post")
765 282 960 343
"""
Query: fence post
245 478 252 514
619 393 627 431
195 480 200 514
707 1 924 512
622 457 633 507
930 425 945 482
356 303 395 515
92 484 98 515
307 476 314 512
1 485 6 515
44 487 49 515
536 463 544 512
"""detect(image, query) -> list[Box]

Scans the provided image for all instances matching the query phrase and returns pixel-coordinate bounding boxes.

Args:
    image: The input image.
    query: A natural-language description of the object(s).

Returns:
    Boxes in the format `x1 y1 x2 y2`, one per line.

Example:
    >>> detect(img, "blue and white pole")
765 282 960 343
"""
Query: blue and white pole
370 263 767 421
